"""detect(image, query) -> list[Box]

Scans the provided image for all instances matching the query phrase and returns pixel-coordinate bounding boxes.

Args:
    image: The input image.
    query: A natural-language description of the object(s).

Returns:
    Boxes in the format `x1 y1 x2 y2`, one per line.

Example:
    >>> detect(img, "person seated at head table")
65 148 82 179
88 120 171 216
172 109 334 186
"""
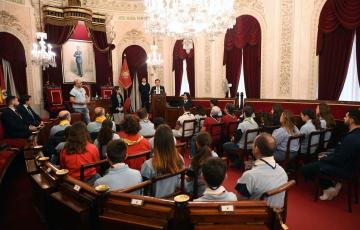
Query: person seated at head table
182 92 193 108
60 121 100 184
136 108 155 137
210 99 222 117
87 107 116 134
141 125 184 198
94 119 120 159
222 106 259 163
172 104 196 138
50 110 71 137
118 114 151 170
94 139 142 193
235 133 288 208
1 96 37 138
265 104 283 126
17 94 43 127
299 108 321 154
302 110 360 201
194 157 237 202
272 110 300 162
186 132 219 198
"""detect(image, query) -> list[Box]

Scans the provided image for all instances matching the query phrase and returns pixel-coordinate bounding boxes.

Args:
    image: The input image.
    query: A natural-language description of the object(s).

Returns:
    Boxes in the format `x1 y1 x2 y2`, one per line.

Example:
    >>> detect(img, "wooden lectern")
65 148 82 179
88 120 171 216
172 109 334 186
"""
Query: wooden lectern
151 94 166 119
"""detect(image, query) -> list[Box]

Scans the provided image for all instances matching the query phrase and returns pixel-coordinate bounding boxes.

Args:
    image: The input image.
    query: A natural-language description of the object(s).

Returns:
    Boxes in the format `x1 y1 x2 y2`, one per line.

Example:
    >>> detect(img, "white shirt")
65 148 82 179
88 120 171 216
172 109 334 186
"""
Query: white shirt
177 112 196 137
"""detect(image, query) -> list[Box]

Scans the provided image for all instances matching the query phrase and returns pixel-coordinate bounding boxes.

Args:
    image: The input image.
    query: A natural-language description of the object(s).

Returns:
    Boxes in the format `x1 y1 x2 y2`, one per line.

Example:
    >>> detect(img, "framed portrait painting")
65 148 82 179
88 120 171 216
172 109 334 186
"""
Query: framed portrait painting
62 39 96 83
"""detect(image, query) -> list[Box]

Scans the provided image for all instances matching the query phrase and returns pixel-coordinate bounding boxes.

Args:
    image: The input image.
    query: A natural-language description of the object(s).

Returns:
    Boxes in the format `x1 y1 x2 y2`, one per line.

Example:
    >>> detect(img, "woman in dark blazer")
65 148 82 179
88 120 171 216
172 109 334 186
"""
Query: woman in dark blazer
182 92 193 108
111 86 124 125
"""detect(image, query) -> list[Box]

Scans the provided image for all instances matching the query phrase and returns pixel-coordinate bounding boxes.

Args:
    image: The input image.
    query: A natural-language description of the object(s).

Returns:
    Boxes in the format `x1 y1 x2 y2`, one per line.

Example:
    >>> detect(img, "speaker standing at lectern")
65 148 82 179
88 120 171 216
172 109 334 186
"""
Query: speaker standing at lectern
150 79 166 96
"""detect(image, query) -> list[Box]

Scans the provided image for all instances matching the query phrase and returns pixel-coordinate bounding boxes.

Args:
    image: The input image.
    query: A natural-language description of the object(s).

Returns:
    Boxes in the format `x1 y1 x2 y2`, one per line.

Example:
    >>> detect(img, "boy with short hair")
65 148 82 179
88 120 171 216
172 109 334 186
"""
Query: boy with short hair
194 158 237 201
94 139 142 193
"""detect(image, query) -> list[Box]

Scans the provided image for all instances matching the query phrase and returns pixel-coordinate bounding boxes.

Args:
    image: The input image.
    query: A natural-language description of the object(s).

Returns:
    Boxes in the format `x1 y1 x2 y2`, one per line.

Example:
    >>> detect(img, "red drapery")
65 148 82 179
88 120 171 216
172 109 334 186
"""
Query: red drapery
122 45 148 97
172 40 195 96
43 22 114 99
0 32 27 96
317 0 360 100
223 15 261 98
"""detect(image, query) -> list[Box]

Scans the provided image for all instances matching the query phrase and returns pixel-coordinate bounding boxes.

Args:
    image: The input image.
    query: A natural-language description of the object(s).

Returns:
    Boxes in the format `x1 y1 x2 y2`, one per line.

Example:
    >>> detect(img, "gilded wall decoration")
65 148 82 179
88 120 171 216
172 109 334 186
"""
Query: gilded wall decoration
83 0 144 12
204 40 211 94
0 10 29 39
278 0 294 97
235 0 264 13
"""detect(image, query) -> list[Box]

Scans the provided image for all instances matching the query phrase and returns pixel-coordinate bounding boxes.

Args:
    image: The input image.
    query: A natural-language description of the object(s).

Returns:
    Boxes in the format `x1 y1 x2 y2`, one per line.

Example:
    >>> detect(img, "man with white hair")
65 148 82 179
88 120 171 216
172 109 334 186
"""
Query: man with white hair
50 110 71 137
70 78 90 124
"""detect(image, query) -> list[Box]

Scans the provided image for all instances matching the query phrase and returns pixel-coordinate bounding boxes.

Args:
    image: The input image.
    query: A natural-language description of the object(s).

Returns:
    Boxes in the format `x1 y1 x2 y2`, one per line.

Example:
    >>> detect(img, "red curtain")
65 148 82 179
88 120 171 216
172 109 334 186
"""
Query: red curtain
122 45 148 97
223 15 261 98
173 40 195 96
0 32 27 96
243 43 261 98
317 0 360 100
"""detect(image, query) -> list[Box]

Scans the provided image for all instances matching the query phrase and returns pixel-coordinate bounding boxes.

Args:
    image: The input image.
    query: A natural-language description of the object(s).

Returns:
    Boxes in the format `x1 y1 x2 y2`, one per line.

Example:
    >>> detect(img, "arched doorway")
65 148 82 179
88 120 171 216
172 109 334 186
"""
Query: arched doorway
122 45 148 109
224 15 261 99
0 32 28 96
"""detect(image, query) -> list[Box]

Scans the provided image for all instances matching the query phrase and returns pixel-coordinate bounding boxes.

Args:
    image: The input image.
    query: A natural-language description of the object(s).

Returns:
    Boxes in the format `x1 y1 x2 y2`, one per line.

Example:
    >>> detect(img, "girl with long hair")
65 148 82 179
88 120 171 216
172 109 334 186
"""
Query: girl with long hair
60 121 100 184
94 119 120 159
272 110 300 161
316 103 336 129
141 124 184 197
300 109 321 154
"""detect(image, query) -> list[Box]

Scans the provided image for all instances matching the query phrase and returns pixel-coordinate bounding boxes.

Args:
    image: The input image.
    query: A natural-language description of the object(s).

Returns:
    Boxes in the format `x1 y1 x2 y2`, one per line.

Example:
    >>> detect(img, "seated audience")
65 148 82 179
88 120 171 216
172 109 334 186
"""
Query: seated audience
136 108 155 137
267 104 283 126
182 92 193 108
195 158 237 202
50 126 70 164
87 107 115 134
302 110 360 201
222 106 259 160
1 96 36 138
141 125 184 197
94 139 142 193
172 104 196 137
193 105 207 133
17 94 43 127
272 110 300 161
220 103 238 125
187 132 218 197
60 121 100 184
94 119 120 159
300 108 321 154
118 115 151 170
210 99 222 117
201 106 221 132
50 110 71 137
316 103 336 129
236 133 288 208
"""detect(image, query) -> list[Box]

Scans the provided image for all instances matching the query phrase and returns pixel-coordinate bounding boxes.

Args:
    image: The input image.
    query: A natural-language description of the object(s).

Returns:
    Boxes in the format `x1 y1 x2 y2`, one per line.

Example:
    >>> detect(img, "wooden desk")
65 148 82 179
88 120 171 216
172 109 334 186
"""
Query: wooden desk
165 107 183 128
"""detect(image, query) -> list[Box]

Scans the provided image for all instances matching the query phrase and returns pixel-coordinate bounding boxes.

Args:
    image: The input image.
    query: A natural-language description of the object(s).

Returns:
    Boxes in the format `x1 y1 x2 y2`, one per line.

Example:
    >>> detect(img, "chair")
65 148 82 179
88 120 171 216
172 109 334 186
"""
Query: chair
278 134 305 181
321 128 334 151
80 159 109 182
314 158 360 213
150 168 187 199
44 86 65 117
224 127 262 169
209 122 225 151
82 83 92 98
298 130 324 165
263 125 280 135
100 86 113 99
226 121 240 139
176 142 186 158
99 192 175 230
188 200 270 230
196 117 206 133
261 180 296 230
178 119 197 148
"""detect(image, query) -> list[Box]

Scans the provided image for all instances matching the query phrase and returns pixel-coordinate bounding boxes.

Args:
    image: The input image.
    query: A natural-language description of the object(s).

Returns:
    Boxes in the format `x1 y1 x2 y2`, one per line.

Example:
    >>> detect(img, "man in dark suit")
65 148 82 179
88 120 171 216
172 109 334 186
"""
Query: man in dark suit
139 77 150 111
17 95 43 126
1 96 37 138
150 79 166 96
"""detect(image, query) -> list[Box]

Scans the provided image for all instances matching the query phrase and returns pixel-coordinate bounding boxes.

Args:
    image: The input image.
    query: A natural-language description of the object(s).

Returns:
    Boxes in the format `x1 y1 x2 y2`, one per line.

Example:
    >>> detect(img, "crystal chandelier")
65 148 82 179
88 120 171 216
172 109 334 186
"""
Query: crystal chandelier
31 0 56 70
31 32 56 70
144 0 236 53
147 39 164 67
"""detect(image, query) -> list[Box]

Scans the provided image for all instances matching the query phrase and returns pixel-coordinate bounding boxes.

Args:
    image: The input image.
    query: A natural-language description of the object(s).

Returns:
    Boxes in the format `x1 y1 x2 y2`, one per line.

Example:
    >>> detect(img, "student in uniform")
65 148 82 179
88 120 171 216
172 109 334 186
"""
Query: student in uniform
172 104 196 137
94 139 142 193
195 157 237 202
235 133 288 208
141 125 184 198
299 108 321 154
136 108 155 137
94 119 120 159
272 110 300 161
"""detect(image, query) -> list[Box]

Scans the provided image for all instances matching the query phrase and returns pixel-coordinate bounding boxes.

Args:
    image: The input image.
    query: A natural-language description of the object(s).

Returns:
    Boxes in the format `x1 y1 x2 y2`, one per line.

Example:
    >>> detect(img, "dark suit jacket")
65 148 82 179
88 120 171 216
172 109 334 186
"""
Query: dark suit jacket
150 86 166 96
111 93 124 113
139 83 150 101
1 107 31 138
17 104 41 126
182 99 193 108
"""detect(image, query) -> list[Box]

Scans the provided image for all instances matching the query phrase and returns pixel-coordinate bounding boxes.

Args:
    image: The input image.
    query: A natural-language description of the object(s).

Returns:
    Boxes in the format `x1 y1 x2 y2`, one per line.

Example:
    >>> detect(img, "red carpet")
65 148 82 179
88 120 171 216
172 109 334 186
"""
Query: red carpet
0 158 358 229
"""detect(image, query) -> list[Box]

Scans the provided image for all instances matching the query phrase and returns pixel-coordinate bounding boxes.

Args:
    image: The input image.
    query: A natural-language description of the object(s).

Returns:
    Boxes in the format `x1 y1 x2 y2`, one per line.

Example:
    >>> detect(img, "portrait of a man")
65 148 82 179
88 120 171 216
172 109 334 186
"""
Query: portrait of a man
73 46 83 77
